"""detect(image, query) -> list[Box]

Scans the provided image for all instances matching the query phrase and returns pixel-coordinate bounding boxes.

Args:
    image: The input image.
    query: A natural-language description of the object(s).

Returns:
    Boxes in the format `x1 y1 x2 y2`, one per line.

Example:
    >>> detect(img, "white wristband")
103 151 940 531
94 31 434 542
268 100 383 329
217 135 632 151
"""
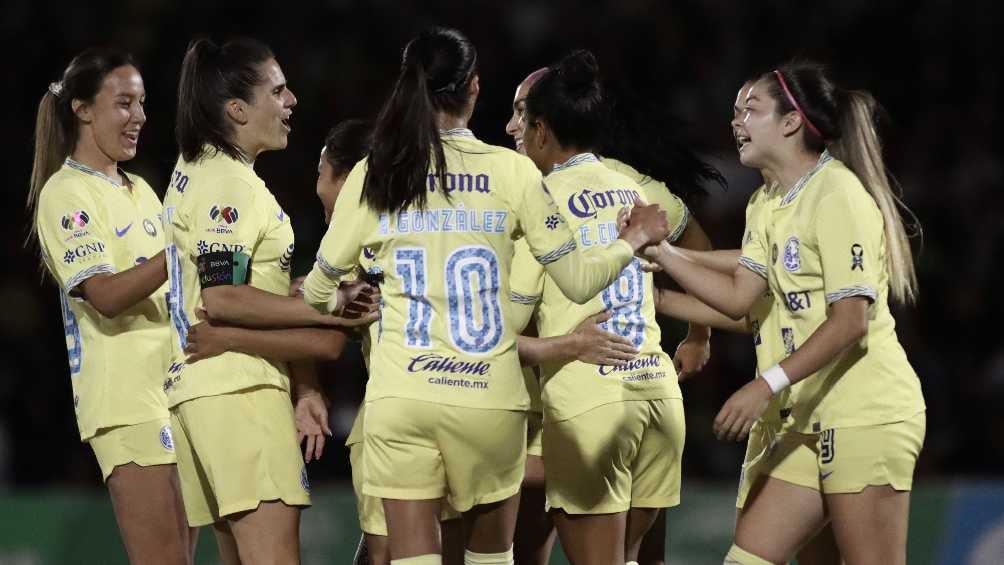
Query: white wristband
760 364 791 395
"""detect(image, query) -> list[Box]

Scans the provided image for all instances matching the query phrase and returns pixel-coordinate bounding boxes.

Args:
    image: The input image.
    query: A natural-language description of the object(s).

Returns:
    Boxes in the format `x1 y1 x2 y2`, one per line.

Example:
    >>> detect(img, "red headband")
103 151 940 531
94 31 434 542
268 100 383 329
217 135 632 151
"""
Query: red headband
773 70 823 139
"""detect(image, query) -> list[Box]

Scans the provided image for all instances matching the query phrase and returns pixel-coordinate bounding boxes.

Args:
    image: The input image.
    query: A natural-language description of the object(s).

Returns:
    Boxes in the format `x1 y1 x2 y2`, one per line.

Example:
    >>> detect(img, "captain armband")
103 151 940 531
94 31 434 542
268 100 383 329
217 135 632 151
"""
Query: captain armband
196 251 253 289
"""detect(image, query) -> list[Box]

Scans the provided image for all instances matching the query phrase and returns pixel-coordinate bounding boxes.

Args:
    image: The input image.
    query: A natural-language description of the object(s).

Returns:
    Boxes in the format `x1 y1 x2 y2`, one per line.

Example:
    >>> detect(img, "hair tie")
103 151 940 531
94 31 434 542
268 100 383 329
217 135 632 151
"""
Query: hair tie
48 81 63 98
773 70 823 139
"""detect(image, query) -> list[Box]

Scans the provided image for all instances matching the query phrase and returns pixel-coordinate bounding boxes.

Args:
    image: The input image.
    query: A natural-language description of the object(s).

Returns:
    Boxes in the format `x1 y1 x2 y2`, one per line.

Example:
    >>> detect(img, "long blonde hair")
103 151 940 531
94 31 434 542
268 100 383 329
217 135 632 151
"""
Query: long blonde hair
765 63 920 304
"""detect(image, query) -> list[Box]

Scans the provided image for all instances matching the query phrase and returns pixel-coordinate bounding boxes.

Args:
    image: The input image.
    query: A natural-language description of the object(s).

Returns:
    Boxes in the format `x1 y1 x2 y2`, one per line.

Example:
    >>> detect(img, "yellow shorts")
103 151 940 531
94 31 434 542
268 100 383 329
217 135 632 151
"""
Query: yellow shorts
362 397 526 513
171 386 311 526
527 410 544 458
736 411 926 509
89 417 177 481
349 440 460 536
544 398 685 514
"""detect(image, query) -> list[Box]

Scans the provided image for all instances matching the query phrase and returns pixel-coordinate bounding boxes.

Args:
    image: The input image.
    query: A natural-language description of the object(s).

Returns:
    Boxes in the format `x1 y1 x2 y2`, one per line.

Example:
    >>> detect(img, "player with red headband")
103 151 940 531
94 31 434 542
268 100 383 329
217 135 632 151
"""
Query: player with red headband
634 61 925 564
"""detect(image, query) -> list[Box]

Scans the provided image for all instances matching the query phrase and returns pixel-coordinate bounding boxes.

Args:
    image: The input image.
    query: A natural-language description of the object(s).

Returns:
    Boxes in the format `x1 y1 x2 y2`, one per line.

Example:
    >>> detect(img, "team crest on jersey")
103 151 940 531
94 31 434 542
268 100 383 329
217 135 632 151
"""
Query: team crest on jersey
782 236 801 272
143 218 158 237
159 424 175 451
782 327 796 356
60 210 90 231
851 244 864 271
207 205 239 234
279 243 294 272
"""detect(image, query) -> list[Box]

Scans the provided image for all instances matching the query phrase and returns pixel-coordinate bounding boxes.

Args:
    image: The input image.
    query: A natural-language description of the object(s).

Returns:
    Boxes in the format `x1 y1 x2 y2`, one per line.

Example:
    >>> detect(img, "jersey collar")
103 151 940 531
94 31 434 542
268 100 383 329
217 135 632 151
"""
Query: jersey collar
64 158 132 189
778 150 832 207
440 128 476 139
551 152 599 174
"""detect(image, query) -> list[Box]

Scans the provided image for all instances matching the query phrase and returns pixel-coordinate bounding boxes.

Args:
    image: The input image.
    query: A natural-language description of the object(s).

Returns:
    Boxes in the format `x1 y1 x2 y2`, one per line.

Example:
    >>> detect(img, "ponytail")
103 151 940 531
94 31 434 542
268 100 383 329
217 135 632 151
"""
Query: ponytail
829 90 920 304
362 27 477 213
176 37 274 163
363 56 445 213
28 90 68 241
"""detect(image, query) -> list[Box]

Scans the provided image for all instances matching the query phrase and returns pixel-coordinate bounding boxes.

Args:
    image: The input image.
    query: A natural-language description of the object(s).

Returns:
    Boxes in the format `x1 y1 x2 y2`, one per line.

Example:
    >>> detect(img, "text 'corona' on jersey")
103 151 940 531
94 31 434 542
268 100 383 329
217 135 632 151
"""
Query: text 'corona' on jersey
427 172 491 194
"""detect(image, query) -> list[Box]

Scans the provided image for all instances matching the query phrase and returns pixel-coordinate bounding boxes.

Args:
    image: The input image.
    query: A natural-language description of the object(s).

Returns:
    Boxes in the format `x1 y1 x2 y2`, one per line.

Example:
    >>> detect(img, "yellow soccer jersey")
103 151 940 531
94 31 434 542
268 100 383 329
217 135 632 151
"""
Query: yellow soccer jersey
742 153 924 431
511 154 680 423
36 159 171 440
740 184 792 425
162 149 295 407
600 157 690 242
302 130 633 411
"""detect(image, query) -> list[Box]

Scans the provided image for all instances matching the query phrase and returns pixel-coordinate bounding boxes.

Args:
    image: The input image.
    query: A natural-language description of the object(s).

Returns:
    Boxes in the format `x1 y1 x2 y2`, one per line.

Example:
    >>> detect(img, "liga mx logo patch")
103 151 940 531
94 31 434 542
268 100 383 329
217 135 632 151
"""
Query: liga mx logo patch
61 210 90 231
159 424 174 451
210 205 239 225
782 236 801 272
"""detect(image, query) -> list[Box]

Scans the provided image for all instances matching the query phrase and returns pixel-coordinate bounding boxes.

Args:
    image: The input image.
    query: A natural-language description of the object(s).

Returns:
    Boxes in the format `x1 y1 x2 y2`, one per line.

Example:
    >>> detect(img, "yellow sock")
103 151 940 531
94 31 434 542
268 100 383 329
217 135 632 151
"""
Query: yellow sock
391 554 443 565
724 544 775 565
464 546 514 565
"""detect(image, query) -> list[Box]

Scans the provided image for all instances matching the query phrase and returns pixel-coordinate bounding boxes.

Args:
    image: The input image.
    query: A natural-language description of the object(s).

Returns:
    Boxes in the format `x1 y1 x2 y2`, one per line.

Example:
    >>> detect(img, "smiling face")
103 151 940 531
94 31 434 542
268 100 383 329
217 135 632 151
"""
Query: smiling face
244 58 297 154
75 64 146 162
505 80 533 154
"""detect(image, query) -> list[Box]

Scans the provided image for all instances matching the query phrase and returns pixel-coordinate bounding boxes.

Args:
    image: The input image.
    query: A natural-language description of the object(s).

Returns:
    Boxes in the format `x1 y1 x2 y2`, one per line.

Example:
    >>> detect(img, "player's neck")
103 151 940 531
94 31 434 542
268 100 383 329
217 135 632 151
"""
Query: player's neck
70 138 119 183
435 113 469 131
772 148 821 193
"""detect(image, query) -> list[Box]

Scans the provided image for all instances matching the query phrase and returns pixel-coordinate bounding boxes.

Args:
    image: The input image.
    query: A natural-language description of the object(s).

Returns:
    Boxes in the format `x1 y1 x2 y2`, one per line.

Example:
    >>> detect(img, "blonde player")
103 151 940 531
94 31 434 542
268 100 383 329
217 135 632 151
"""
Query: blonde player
28 48 196 564
638 62 925 565
504 66 721 565
300 28 671 565
649 80 841 564
164 38 375 565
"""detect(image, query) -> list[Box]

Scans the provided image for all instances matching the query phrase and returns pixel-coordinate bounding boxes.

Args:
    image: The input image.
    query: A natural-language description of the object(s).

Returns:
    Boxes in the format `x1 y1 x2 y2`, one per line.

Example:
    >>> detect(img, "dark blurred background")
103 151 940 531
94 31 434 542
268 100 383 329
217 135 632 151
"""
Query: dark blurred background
2 0 1001 491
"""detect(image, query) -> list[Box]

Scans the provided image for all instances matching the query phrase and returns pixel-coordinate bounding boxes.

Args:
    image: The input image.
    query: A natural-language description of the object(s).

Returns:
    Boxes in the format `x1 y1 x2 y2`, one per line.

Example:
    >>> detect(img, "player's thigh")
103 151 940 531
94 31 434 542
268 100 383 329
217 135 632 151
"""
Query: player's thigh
438 405 526 514
227 500 301 565
544 402 645 515
734 476 827 564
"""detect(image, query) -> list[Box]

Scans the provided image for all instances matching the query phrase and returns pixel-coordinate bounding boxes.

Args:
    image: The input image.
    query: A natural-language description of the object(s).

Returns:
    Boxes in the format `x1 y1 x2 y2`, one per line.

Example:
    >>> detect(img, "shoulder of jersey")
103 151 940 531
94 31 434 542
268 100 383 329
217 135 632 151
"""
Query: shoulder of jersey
122 171 154 192
806 158 869 205
40 168 94 200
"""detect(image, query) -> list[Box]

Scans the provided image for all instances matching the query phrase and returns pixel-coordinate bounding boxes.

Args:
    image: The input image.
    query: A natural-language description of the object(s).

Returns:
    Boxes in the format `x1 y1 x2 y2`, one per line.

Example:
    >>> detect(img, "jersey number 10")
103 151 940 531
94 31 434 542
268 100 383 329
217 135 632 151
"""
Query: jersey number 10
395 246 504 355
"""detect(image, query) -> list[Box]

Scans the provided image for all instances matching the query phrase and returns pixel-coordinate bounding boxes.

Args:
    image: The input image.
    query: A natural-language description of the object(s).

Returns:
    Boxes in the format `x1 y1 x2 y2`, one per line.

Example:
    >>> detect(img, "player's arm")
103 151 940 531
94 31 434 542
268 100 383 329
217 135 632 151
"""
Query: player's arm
185 318 349 362
200 284 341 328
644 241 766 320
654 288 749 334
671 248 742 274
517 311 637 367
668 210 714 375
78 251 167 318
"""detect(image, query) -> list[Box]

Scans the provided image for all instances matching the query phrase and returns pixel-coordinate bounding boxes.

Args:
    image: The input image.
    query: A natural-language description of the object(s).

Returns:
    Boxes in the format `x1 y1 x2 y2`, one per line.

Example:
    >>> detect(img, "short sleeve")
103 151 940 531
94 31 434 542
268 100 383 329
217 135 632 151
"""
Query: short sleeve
816 188 881 304
302 161 371 310
510 163 581 266
509 238 544 333
738 224 769 280
37 183 114 293
643 180 690 243
190 176 263 257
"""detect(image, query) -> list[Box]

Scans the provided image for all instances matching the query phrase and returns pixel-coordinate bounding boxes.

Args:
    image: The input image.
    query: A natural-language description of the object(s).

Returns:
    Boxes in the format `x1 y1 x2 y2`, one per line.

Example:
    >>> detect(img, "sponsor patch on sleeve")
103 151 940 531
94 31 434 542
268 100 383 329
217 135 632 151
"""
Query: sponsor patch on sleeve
196 251 252 289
